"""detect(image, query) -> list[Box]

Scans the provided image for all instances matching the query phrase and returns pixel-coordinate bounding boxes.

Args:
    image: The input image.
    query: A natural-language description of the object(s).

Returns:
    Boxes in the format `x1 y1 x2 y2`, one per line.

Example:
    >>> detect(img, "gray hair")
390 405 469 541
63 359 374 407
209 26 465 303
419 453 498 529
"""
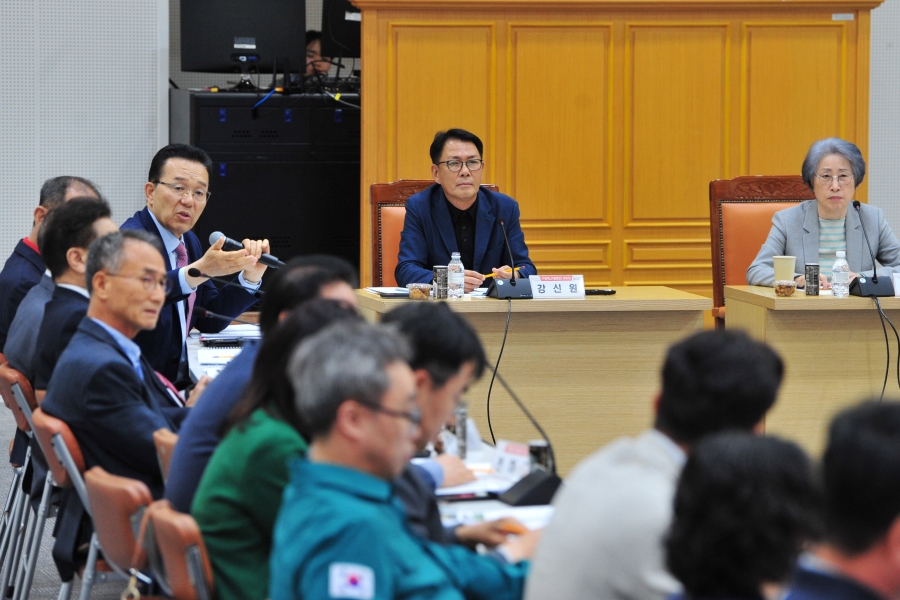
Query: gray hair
85 230 163 294
39 176 100 209
801 138 866 191
289 320 412 438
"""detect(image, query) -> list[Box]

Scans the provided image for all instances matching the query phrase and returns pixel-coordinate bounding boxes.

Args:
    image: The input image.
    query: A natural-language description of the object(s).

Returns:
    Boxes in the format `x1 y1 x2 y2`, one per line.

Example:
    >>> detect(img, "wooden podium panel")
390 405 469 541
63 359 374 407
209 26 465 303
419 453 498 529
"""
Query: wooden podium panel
725 285 900 455
354 0 881 300
357 287 711 475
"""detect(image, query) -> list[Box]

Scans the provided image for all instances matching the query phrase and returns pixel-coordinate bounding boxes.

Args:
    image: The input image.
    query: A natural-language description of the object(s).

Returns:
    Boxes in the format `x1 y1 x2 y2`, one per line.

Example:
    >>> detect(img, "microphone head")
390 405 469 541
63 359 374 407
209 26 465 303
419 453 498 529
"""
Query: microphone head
209 231 225 246
853 200 861 209
187 268 202 278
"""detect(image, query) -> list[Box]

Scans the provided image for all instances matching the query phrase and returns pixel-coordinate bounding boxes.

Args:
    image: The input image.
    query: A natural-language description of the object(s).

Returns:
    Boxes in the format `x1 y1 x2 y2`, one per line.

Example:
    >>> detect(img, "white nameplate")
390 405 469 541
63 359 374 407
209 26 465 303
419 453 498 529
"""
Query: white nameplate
493 440 531 479
528 275 586 299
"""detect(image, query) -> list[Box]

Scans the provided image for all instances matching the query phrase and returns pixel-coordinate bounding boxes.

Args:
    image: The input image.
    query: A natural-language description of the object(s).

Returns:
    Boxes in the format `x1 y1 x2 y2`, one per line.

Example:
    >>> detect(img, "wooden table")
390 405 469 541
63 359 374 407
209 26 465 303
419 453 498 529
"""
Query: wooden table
725 285 900 455
357 287 710 476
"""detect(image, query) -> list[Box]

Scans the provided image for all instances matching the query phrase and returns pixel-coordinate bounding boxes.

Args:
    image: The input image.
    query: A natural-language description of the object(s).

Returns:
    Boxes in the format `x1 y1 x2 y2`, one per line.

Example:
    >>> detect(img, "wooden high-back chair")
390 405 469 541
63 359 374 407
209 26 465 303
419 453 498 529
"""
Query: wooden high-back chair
709 176 814 327
369 180 499 287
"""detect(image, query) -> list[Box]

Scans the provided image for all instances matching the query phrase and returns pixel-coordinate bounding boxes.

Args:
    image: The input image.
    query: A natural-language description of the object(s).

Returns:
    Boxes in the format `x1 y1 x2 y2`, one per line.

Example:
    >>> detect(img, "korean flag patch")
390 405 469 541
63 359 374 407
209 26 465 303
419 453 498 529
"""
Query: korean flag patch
329 563 375 599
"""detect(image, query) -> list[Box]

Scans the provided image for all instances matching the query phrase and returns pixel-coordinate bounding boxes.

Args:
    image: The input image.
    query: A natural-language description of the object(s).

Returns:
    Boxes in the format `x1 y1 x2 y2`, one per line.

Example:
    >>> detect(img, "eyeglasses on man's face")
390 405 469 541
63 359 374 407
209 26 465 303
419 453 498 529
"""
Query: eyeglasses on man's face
435 159 484 173
107 272 172 294
358 401 422 430
155 180 211 202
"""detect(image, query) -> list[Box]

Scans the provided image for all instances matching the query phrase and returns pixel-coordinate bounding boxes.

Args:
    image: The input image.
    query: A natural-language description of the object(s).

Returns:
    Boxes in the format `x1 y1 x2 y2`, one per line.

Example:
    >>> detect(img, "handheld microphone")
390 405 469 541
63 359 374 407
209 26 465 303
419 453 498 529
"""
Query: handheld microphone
854 201 878 283
209 232 286 269
187 268 265 295
197 308 257 327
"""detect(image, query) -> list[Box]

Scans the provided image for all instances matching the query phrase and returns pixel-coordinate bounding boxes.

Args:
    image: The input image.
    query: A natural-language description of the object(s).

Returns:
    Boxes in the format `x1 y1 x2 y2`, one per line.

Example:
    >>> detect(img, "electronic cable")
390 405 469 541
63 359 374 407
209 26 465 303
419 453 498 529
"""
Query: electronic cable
873 296 900 397
870 295 890 402
486 298 512 444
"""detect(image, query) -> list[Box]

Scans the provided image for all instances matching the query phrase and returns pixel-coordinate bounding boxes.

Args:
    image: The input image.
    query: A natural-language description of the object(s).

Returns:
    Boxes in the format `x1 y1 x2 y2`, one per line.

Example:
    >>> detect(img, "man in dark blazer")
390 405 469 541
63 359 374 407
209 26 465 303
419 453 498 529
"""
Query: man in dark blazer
786 402 900 600
395 129 536 291
32 198 118 391
41 230 188 498
0 176 99 349
121 144 269 384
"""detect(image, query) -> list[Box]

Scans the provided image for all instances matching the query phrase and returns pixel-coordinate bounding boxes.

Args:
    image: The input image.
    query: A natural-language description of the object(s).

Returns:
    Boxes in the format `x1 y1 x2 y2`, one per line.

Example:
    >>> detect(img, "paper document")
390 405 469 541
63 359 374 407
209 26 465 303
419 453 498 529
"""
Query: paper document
449 505 555 531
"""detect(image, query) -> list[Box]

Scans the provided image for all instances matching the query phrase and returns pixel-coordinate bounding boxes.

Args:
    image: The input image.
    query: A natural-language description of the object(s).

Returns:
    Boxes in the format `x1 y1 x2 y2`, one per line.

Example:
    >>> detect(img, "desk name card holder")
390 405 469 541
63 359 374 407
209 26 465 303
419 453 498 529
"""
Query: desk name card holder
528 275 586 299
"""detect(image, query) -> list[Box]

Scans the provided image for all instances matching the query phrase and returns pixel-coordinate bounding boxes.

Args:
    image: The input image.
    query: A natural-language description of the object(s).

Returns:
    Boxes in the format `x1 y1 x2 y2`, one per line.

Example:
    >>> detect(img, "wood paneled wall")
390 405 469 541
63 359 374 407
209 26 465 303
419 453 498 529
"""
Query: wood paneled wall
355 0 881 295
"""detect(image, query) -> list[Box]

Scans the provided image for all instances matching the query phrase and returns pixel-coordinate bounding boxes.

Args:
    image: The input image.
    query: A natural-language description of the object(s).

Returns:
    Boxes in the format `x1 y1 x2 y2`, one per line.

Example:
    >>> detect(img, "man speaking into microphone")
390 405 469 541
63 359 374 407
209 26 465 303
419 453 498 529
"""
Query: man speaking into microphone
396 129 536 292
122 143 269 385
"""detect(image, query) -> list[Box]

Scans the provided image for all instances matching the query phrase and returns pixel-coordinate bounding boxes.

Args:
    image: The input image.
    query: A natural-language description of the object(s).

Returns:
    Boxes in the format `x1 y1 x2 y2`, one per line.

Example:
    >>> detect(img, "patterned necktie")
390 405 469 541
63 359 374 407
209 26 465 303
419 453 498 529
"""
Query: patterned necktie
174 241 195 338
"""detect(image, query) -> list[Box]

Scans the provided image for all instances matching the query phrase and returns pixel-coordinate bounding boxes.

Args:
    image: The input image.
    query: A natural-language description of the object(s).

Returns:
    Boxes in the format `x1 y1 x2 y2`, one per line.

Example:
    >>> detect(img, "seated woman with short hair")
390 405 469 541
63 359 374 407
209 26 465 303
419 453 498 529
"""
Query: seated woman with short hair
191 299 361 600
747 137 900 289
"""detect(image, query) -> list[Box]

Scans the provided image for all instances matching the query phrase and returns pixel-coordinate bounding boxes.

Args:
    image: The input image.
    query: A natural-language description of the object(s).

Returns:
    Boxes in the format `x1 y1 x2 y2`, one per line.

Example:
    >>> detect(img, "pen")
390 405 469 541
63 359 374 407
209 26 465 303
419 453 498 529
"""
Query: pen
483 267 521 279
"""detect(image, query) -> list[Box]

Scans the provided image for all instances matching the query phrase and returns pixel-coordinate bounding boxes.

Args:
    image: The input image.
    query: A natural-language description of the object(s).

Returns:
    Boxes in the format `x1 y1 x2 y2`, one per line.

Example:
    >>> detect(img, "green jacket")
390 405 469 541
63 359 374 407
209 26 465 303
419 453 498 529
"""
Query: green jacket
192 407 307 600
269 459 528 600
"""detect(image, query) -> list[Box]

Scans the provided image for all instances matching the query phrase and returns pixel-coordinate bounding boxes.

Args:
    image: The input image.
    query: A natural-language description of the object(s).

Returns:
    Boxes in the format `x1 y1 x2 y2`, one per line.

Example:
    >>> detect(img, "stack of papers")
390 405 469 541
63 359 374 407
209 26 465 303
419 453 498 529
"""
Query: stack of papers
364 287 409 297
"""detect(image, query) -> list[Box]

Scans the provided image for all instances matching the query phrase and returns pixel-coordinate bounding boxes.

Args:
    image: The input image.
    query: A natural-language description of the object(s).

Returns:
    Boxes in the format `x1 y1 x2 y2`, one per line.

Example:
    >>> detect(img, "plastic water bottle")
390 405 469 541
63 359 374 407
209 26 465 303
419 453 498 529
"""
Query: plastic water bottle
832 250 850 298
448 252 465 299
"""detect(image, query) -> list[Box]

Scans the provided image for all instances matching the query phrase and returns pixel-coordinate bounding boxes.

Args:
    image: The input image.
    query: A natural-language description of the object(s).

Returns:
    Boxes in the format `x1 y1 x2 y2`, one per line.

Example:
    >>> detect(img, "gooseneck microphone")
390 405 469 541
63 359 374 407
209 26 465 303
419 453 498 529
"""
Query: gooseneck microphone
853 201 879 283
187 268 265 295
197 308 257 326
497 218 517 286
209 232 286 269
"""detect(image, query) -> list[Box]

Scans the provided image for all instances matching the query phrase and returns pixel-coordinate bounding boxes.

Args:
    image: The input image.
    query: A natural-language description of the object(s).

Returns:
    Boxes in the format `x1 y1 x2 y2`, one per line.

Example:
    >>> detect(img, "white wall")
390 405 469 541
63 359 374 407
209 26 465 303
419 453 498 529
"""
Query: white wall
869 0 900 224
0 0 168 259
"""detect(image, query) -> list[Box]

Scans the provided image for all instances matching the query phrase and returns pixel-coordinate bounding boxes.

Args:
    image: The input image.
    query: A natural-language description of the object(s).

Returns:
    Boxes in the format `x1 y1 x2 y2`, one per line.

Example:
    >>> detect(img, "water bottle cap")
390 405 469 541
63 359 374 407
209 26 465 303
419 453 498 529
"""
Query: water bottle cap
836 251 846 258
451 252 461 258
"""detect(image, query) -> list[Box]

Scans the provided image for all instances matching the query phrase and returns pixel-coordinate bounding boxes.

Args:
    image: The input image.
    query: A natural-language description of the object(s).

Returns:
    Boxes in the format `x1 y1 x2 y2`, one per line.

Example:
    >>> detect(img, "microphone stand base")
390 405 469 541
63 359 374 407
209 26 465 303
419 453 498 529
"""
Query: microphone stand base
499 469 562 506
849 276 895 297
486 278 533 299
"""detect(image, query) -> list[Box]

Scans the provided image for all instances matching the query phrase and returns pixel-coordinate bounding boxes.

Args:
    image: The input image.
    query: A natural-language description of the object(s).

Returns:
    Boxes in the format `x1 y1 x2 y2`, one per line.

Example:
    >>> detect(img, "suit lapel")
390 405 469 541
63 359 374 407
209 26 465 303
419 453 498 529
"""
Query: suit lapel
802 202 819 267
845 204 865 273
431 188 459 258
472 189 495 272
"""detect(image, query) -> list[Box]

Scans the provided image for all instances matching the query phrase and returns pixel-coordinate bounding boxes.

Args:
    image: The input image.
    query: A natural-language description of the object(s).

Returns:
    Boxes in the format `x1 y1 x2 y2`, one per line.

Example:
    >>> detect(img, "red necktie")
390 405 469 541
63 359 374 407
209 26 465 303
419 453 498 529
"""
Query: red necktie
174 242 195 338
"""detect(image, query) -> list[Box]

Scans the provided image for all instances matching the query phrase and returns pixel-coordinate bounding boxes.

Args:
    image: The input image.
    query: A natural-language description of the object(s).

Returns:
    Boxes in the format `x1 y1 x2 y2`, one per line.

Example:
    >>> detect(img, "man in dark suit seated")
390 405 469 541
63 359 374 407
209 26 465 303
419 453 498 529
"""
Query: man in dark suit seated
395 128 536 291
41 230 188 498
32 198 118 392
785 402 900 600
121 144 270 385
0 176 99 350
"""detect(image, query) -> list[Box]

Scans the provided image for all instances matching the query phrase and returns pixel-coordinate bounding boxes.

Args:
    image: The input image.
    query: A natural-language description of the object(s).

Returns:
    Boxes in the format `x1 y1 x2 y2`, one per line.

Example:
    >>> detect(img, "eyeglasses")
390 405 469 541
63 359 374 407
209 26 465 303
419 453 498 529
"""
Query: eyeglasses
155 181 211 202
435 159 484 173
107 272 172 294
815 173 854 187
358 401 422 429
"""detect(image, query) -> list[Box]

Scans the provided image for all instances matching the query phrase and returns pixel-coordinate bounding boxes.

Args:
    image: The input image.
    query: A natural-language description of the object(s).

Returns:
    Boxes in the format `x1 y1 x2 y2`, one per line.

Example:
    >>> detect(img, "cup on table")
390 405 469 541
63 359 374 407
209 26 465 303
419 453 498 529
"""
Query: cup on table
773 256 796 284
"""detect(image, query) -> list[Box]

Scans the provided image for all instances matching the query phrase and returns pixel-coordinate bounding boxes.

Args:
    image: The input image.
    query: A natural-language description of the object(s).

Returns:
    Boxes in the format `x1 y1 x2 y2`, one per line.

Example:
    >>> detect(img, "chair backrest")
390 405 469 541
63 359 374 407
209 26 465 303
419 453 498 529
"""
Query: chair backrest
0 364 36 432
370 180 499 287
85 466 152 575
153 428 178 485
31 408 86 497
709 176 814 324
136 500 213 600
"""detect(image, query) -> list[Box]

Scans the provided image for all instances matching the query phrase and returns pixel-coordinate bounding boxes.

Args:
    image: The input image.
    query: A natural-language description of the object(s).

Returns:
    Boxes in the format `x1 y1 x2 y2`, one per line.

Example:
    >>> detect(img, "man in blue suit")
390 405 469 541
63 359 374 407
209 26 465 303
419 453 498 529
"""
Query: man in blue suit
121 144 270 384
41 230 188 498
0 176 99 350
33 198 119 391
395 129 536 291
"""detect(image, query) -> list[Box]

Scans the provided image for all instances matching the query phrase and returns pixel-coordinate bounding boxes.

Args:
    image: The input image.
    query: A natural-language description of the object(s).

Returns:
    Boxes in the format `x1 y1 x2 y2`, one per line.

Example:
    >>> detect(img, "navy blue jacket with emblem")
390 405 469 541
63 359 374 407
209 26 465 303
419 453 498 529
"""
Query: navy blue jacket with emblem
121 207 259 381
395 184 536 286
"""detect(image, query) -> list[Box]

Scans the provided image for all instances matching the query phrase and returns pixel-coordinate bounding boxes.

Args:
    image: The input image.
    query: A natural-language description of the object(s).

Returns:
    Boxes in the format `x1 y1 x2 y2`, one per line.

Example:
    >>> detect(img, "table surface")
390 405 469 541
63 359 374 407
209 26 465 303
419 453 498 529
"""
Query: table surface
357 286 712 314
725 285 900 310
